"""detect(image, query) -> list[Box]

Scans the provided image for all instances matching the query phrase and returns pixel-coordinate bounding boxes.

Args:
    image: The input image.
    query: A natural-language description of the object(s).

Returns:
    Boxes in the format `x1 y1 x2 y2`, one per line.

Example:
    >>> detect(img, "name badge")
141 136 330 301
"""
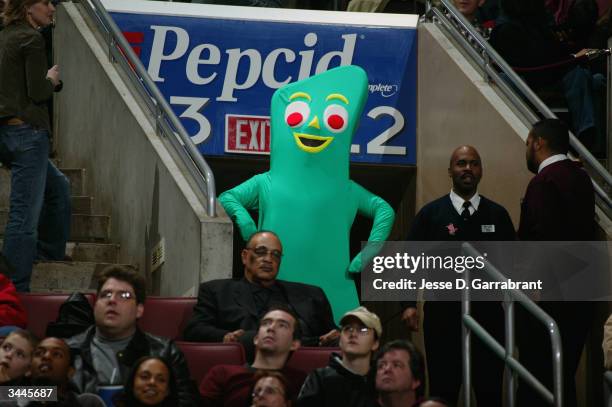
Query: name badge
481 224 495 233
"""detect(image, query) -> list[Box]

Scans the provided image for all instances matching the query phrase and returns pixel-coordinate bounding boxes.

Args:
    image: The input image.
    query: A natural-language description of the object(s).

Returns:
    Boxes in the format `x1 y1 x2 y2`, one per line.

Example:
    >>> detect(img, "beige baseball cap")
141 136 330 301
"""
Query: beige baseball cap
340 306 382 337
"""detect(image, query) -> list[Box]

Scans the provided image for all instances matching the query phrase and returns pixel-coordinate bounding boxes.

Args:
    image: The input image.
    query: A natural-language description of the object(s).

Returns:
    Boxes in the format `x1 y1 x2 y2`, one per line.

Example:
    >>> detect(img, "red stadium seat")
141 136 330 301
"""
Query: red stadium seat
17 293 95 339
286 346 339 375
138 297 196 340
175 341 246 385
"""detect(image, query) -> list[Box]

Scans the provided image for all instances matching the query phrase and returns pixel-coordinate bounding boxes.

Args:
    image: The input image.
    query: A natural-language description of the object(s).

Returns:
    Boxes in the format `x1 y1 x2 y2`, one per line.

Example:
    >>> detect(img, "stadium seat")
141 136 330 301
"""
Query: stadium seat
286 346 339 375
175 341 246 385
138 297 196 340
17 293 95 339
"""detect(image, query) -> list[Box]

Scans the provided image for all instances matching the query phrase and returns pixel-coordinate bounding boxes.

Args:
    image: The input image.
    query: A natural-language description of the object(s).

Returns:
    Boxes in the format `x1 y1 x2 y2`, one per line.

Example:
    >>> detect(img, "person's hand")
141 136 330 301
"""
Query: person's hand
46 65 60 87
319 329 340 346
572 48 595 58
401 307 419 332
222 329 245 343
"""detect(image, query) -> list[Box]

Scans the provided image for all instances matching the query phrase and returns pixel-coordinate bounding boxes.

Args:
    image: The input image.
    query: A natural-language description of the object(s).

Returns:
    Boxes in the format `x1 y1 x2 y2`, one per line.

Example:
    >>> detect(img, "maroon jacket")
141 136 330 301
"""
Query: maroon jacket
518 159 596 241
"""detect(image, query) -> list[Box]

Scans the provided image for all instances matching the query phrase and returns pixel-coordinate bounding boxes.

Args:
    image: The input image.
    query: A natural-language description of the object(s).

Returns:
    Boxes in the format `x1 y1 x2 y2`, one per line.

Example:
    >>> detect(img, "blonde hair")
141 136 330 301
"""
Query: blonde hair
2 0 42 27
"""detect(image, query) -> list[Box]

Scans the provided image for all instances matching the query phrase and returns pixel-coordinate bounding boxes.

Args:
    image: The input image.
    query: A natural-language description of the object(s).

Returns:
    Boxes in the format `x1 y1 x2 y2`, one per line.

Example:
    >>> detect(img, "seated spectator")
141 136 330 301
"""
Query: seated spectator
250 371 294 407
490 0 606 155
374 340 425 407
66 266 198 406
199 304 307 407
184 230 338 361
114 356 177 407
0 273 27 336
297 306 381 407
0 329 37 384
29 336 105 406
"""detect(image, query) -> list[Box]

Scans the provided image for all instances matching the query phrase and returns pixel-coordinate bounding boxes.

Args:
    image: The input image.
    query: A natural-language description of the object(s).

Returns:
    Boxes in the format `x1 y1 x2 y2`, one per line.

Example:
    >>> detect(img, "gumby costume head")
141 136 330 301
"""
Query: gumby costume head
269 65 368 179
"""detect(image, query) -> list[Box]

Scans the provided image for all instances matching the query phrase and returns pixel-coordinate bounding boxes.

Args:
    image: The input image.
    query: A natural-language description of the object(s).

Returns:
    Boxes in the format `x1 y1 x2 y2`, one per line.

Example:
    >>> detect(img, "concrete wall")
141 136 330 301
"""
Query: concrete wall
54 3 233 295
417 23 532 226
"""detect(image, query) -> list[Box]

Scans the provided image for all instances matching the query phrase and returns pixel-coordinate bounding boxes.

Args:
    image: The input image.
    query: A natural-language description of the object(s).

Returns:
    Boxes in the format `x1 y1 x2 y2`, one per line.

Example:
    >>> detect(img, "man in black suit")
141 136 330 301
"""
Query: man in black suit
184 230 338 361
517 118 597 407
404 145 515 405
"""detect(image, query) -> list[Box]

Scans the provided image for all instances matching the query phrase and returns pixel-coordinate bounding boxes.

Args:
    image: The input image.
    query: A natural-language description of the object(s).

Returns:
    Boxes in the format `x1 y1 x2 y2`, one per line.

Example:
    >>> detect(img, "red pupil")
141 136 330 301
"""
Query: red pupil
328 115 344 130
287 112 303 127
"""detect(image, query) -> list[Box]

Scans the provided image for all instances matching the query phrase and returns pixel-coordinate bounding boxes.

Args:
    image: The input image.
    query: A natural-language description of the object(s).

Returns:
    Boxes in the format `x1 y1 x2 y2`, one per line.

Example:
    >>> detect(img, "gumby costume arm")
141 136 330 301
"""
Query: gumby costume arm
347 181 395 273
218 174 264 241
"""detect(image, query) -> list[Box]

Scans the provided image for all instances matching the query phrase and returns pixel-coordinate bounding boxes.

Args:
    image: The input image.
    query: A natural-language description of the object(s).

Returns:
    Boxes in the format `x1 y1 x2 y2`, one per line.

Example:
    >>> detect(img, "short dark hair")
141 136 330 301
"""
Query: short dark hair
246 230 281 248
35 337 74 367
260 303 302 341
375 340 425 397
531 119 570 155
96 266 146 304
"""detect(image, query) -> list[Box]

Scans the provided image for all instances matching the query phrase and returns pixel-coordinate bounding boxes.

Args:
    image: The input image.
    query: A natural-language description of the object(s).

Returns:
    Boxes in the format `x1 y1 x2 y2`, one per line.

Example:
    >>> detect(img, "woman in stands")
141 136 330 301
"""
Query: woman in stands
114 356 179 407
0 329 37 384
250 371 294 407
0 0 70 293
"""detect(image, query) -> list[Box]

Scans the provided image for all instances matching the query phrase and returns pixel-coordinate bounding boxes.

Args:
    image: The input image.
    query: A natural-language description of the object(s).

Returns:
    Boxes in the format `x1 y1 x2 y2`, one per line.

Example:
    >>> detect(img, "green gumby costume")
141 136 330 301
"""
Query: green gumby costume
219 65 394 322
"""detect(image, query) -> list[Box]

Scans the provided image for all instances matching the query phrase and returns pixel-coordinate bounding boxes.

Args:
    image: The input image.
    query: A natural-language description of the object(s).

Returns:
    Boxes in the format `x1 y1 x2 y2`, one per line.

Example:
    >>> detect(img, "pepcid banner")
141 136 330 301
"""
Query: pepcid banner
104 0 418 164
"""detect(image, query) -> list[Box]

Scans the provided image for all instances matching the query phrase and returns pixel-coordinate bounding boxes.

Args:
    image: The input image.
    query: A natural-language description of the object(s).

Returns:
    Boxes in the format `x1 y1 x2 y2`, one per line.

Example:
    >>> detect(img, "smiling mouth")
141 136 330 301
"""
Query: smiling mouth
293 133 333 153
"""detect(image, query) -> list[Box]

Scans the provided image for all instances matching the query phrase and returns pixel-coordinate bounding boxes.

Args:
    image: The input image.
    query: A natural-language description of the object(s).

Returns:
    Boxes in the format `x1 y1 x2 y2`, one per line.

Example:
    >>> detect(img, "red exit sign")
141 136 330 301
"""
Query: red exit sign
225 114 271 155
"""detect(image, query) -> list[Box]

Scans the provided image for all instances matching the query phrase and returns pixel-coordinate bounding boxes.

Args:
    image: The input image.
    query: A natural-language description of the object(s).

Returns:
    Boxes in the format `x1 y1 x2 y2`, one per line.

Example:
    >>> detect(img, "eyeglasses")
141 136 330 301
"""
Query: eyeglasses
246 246 282 261
252 385 285 398
341 325 371 336
99 290 135 301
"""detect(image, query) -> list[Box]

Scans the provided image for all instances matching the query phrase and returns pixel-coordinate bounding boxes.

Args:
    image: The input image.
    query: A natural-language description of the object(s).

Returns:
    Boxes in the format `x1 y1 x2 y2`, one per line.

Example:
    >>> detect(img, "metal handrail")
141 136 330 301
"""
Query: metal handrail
461 242 563 406
426 0 612 211
76 0 217 217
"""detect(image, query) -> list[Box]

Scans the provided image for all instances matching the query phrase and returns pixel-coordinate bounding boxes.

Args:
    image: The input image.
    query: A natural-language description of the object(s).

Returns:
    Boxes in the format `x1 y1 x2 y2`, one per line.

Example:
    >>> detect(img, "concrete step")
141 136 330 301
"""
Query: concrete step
71 214 111 243
0 211 111 243
31 261 136 292
71 196 93 214
66 242 118 263
61 168 87 196
0 168 87 206
0 239 118 263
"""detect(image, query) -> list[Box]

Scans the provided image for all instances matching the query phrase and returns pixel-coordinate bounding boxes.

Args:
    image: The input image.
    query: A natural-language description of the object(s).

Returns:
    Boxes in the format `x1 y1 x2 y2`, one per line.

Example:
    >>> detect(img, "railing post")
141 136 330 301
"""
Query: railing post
608 36 611 171
462 264 472 407
504 296 515 407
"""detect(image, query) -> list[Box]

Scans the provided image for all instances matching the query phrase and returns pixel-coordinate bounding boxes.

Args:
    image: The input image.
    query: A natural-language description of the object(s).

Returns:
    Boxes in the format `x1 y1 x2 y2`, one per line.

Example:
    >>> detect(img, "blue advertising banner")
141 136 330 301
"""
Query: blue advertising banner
104 0 418 164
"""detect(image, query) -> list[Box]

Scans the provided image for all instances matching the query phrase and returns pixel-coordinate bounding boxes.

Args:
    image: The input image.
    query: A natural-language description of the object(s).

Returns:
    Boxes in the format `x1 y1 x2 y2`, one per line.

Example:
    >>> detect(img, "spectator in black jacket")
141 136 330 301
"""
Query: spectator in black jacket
66 266 199 407
184 231 338 362
374 340 424 407
296 306 381 407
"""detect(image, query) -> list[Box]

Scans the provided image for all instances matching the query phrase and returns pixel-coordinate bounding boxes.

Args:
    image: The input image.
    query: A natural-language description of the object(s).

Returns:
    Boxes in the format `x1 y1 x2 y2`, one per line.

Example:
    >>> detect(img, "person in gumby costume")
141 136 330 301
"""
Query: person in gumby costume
219 65 395 322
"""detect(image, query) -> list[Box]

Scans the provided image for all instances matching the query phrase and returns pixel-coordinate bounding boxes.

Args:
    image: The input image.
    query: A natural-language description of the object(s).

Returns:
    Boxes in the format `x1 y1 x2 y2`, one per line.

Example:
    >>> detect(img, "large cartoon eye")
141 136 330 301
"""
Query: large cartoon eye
323 104 348 133
285 101 310 128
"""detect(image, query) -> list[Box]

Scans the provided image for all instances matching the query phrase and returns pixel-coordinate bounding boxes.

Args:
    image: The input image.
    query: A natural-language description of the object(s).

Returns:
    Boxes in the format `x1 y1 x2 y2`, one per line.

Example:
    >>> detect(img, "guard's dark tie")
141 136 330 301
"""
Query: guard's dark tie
461 201 471 221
